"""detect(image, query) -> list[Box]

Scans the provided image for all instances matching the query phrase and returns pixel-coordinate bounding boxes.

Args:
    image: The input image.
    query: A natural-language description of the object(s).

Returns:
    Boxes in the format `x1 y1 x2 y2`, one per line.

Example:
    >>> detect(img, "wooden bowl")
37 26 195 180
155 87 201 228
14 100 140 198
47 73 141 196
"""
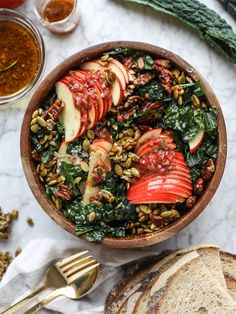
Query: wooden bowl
20 41 227 248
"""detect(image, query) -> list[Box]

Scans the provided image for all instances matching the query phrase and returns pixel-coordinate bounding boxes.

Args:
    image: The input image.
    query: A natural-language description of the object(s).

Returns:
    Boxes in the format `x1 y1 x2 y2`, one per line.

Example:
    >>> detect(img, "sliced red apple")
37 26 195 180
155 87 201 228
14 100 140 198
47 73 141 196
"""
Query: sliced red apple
83 146 111 205
80 61 104 72
137 138 173 156
69 75 99 129
93 139 112 152
72 70 106 119
57 141 71 165
61 77 89 137
110 59 129 84
188 129 205 153
135 128 162 152
128 192 185 204
56 81 83 142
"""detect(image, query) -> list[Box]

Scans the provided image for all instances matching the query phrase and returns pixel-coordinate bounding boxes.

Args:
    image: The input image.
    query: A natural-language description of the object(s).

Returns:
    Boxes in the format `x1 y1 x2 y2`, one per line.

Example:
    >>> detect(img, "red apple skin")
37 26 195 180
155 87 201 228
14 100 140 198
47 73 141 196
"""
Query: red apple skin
110 59 129 84
137 138 173 156
69 75 99 129
90 144 108 155
189 129 205 153
62 77 88 137
135 128 162 152
92 139 113 153
128 192 185 204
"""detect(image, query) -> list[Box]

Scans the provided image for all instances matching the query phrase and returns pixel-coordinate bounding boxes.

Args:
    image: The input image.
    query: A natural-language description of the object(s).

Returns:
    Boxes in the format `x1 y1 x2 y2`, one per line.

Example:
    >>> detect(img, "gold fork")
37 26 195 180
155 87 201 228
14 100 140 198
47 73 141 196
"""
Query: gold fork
3 251 99 314
25 261 100 313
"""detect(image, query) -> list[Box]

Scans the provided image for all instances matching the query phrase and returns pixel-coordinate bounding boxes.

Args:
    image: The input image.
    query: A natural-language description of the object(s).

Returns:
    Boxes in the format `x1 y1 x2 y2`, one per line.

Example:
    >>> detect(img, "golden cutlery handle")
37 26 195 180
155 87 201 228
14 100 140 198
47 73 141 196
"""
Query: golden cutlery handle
2 285 46 314
24 288 64 314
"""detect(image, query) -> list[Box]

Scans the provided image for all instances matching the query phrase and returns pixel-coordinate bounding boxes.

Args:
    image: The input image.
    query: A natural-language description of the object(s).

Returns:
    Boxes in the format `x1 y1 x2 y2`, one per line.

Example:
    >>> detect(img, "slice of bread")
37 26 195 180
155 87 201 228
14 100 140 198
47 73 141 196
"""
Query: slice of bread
220 251 236 280
156 254 236 313
133 244 227 314
220 251 236 300
105 254 169 314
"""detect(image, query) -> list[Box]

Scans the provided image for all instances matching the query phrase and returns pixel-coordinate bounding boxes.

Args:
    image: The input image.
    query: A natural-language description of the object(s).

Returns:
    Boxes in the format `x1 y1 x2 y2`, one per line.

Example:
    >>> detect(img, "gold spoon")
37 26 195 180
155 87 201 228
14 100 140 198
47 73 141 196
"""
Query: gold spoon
0 59 18 72
25 262 100 314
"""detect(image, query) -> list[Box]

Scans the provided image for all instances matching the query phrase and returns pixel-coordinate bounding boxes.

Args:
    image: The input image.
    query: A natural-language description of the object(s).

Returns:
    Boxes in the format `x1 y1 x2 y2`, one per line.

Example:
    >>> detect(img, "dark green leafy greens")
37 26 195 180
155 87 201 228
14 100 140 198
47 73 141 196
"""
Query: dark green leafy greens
121 0 236 63
218 0 236 20
64 173 137 242
136 80 171 102
59 162 87 193
163 104 217 141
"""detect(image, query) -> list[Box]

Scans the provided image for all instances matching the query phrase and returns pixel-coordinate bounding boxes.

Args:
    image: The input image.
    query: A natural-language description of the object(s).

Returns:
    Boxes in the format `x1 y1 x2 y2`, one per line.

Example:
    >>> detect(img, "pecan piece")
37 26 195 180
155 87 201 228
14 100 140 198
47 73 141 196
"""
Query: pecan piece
193 178 204 196
42 99 65 121
202 159 215 181
152 62 174 94
133 73 154 88
56 184 74 201
32 150 41 161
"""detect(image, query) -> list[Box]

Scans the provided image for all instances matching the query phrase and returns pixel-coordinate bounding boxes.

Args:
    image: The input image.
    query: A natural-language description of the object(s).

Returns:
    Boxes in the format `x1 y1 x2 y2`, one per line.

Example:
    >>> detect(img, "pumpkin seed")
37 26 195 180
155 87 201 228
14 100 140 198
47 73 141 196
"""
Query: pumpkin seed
125 157 132 168
160 211 173 218
26 217 34 226
173 89 179 100
178 96 183 106
191 94 200 108
15 247 22 257
131 168 140 178
87 130 95 140
83 139 90 152
48 179 57 186
127 128 134 137
115 164 123 176
138 215 146 222
32 110 39 119
55 199 62 210
134 129 141 140
139 205 151 214
46 119 55 131
30 124 39 133
49 141 57 147
143 228 152 233
80 161 89 172
40 135 48 145
41 169 47 177
37 116 46 127
73 177 82 184
30 118 38 125
88 211 96 222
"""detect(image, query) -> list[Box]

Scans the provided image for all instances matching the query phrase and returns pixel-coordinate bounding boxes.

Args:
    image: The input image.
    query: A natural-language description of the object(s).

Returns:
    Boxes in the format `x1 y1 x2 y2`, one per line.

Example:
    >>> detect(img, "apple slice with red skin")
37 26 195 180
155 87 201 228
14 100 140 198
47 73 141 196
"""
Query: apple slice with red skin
110 59 129 84
90 143 108 155
71 70 105 120
188 129 205 153
137 138 174 156
133 172 192 185
128 182 191 201
68 75 99 129
129 176 192 192
128 192 185 204
61 77 89 137
135 128 162 153
80 60 124 106
93 139 112 152
55 81 84 142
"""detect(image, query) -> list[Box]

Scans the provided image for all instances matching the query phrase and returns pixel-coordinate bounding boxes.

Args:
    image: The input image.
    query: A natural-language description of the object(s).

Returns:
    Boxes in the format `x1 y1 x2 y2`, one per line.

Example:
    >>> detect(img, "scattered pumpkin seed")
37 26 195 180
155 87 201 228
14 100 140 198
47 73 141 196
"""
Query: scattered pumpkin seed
115 164 123 176
87 130 95 140
83 139 90 152
80 161 89 172
32 110 39 119
15 247 22 257
26 217 34 226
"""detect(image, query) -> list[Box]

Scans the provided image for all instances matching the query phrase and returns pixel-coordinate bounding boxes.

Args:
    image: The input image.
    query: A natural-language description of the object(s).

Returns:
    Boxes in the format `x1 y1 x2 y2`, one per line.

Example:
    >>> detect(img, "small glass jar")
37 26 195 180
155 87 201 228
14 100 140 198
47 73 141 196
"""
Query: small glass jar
0 0 26 9
34 0 79 33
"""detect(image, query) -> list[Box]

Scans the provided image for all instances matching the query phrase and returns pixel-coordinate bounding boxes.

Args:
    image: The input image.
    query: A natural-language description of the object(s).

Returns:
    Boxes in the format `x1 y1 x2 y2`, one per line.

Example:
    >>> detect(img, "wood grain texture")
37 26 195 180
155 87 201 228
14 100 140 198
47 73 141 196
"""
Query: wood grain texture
20 41 227 248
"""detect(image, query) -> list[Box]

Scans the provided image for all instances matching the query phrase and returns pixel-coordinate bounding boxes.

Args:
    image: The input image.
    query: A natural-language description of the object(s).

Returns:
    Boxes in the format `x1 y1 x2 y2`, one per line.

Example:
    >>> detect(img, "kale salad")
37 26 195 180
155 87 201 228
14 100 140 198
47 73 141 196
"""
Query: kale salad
30 47 218 242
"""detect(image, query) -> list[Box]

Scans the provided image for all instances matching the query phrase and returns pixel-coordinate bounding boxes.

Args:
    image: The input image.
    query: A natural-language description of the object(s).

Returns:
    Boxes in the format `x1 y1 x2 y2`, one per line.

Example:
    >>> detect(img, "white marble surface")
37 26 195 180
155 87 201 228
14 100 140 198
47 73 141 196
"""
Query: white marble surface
1 0 236 271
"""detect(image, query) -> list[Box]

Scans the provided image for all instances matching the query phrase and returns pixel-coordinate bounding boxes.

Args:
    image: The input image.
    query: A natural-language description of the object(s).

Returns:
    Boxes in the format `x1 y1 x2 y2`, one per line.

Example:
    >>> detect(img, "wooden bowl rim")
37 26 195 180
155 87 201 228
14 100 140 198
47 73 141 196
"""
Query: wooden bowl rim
20 41 227 249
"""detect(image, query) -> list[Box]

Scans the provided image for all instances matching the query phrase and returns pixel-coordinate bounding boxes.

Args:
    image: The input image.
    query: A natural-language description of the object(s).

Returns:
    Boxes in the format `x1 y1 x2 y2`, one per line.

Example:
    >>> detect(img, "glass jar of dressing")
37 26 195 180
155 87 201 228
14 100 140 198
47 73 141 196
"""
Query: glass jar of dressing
34 0 79 33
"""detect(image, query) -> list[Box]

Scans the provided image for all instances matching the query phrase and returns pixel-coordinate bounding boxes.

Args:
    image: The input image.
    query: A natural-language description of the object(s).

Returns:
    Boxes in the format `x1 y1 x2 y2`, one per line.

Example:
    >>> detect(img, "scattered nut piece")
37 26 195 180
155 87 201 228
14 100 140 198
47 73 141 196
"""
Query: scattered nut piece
27 217 34 227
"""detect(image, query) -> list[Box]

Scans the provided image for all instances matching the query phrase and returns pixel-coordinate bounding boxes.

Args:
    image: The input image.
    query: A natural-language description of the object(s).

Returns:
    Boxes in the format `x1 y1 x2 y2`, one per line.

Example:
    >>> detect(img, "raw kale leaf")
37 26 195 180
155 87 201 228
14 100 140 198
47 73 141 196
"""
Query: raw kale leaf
143 55 154 69
121 0 236 63
218 0 236 20
136 80 171 102
163 104 217 141
64 173 137 242
185 135 217 182
104 47 134 56
59 162 87 182
67 138 84 155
